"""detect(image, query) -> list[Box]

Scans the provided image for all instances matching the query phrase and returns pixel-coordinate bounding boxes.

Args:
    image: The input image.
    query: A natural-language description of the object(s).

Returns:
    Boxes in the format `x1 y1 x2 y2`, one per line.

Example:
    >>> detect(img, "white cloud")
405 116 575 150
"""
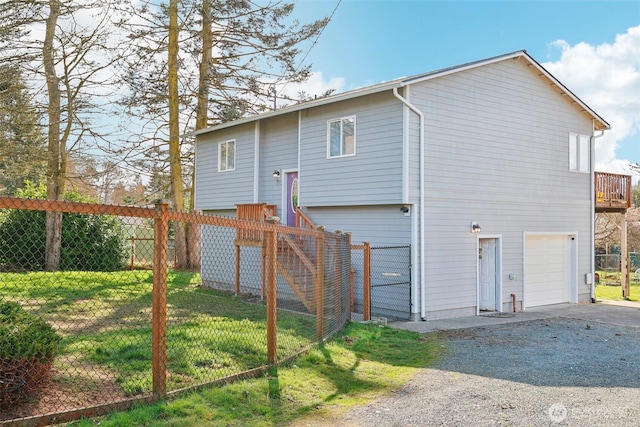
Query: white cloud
542 25 640 180
276 72 345 107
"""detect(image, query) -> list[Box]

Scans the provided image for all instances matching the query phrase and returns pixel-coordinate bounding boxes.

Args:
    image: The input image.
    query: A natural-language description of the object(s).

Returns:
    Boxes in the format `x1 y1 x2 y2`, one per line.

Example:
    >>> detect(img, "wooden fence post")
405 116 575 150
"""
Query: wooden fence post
235 245 241 295
152 202 169 397
130 236 135 270
621 211 629 298
363 241 371 321
346 233 354 316
315 234 325 339
265 219 278 365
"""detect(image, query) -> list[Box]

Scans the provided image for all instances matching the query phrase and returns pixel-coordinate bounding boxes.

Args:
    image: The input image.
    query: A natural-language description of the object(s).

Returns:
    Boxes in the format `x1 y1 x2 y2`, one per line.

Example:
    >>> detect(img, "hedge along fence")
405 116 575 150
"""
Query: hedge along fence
0 197 351 426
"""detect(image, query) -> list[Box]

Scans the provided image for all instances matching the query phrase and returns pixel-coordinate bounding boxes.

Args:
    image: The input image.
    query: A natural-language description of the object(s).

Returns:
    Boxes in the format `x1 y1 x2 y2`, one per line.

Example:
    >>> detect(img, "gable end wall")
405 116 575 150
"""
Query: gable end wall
409 59 594 313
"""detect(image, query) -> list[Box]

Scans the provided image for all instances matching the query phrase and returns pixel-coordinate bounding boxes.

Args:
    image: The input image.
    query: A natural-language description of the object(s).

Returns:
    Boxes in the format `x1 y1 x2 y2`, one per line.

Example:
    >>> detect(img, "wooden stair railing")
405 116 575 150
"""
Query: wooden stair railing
296 207 316 231
276 234 319 312
278 207 341 313
269 207 321 311
291 206 320 262
235 204 342 316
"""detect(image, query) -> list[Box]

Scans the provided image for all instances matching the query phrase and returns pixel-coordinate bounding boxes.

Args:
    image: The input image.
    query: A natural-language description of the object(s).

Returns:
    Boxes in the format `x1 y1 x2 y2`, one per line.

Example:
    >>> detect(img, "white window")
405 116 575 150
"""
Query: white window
569 133 590 173
218 139 235 172
327 116 355 158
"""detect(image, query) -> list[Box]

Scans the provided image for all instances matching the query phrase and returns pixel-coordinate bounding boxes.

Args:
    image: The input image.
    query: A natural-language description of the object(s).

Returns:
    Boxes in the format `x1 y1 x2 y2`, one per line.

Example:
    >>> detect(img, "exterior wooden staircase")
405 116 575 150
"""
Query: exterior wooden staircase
276 234 319 312
234 204 328 313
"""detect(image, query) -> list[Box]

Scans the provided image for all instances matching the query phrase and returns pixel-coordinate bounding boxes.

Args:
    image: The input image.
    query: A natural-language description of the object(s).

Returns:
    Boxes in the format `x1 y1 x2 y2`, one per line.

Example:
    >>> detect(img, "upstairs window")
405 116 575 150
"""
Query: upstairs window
218 139 235 172
327 116 355 158
569 133 589 173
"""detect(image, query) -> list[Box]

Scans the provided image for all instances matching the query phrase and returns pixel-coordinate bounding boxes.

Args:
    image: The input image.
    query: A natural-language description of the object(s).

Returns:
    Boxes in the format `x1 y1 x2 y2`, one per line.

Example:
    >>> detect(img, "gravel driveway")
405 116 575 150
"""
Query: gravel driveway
295 303 640 427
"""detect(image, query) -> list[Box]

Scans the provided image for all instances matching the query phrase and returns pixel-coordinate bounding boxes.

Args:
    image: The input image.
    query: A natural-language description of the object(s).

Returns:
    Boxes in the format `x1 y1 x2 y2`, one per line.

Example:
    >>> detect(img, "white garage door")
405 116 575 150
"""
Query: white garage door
525 235 572 308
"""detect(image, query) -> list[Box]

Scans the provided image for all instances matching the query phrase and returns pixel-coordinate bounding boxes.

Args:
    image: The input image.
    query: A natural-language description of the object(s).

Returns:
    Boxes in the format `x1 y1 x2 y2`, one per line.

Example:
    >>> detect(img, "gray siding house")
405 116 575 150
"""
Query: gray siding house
194 51 610 320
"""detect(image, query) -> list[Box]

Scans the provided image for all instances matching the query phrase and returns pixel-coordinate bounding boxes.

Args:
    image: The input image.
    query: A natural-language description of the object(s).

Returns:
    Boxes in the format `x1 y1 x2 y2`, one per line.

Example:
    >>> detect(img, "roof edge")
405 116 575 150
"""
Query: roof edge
192 79 403 136
400 50 528 86
194 50 610 136
522 52 610 131
399 50 609 131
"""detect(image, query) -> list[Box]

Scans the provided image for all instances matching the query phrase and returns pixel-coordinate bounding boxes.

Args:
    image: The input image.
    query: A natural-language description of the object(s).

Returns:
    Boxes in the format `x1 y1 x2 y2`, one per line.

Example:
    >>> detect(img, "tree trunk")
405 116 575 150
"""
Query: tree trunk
180 0 212 271
168 0 188 269
196 0 211 133
186 216 201 269
43 0 63 271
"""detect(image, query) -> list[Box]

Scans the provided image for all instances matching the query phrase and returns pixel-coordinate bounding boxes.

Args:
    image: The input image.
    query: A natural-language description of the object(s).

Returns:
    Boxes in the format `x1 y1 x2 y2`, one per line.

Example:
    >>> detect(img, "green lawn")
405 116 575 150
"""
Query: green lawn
2 270 443 425
595 270 639 302
68 322 443 427
0 270 317 398
595 284 639 301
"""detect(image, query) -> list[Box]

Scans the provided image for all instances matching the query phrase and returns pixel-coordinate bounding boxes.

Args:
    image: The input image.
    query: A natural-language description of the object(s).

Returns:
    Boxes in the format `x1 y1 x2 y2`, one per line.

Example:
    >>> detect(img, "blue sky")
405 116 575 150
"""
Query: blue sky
286 0 640 178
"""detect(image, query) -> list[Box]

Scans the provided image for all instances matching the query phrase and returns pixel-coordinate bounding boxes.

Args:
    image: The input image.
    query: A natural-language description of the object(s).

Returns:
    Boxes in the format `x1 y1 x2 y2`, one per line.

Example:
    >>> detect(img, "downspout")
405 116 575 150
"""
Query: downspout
253 121 260 203
297 110 302 206
393 87 426 321
590 129 605 302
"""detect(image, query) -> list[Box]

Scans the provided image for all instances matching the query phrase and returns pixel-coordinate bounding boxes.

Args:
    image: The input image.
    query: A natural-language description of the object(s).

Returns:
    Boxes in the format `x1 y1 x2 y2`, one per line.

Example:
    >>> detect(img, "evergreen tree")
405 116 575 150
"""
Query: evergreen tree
117 0 329 268
0 65 47 194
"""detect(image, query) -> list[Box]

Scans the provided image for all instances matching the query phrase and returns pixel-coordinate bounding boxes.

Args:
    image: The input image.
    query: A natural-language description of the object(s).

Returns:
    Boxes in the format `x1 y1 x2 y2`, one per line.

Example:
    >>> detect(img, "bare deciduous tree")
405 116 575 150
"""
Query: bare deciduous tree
3 0 126 270
595 213 621 253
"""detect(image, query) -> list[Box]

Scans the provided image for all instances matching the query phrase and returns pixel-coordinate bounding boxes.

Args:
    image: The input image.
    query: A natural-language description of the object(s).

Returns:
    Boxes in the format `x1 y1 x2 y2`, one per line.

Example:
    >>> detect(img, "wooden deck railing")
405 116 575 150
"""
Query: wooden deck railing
235 203 277 244
595 172 632 212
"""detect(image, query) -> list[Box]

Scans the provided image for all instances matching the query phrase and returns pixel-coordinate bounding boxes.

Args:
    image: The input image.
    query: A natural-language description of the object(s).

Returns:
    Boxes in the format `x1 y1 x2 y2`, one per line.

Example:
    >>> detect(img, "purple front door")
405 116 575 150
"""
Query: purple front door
286 172 298 226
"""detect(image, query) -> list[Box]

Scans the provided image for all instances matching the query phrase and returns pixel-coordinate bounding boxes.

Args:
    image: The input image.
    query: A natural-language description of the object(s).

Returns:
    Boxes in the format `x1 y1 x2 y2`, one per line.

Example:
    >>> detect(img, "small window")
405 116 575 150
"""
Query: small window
218 139 235 172
327 116 355 158
569 133 590 173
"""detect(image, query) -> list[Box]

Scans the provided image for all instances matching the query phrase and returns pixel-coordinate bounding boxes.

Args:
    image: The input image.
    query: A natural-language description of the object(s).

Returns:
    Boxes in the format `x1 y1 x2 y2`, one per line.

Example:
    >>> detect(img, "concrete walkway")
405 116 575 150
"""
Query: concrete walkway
389 300 640 333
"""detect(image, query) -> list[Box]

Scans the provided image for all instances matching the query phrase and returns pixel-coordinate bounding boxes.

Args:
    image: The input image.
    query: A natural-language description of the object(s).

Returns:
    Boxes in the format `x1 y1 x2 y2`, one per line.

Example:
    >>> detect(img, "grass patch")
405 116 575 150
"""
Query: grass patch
0 270 317 397
2 270 441 424
595 284 639 301
68 322 443 426
595 270 640 301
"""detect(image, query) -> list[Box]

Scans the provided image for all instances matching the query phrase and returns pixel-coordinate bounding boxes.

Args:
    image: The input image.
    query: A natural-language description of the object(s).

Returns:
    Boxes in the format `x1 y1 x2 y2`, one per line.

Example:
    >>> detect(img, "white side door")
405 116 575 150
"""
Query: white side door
479 238 497 311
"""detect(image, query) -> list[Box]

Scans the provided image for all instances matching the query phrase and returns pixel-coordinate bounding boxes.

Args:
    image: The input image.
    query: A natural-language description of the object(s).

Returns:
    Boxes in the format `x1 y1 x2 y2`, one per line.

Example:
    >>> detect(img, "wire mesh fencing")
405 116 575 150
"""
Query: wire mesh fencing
199 217 352 358
0 197 351 426
369 246 412 321
349 243 412 322
595 254 621 272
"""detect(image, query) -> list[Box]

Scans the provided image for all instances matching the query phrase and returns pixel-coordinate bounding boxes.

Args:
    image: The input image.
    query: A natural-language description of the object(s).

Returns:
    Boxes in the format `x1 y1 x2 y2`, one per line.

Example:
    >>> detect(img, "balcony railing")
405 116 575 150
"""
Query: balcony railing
595 171 632 211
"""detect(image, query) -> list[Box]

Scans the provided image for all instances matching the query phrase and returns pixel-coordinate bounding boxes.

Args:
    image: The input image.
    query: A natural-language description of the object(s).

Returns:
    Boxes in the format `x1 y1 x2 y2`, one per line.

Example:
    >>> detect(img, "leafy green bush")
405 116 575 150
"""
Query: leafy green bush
0 182 127 271
59 212 127 271
0 207 45 271
0 301 61 407
0 301 61 362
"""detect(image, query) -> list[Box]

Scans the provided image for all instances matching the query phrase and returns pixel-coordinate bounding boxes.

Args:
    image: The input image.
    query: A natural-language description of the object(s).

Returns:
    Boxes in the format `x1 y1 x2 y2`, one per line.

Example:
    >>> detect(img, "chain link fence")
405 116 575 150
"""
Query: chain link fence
369 245 412 321
349 243 412 322
0 197 350 426
595 254 621 273
595 253 640 286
